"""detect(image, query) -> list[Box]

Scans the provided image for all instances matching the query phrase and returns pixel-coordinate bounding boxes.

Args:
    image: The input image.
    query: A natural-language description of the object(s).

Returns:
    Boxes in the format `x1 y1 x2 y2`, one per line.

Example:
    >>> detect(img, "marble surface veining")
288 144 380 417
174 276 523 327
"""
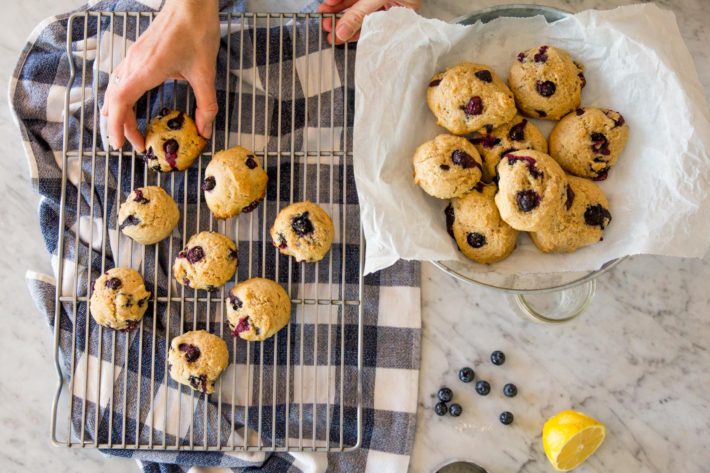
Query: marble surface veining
1 1 709 472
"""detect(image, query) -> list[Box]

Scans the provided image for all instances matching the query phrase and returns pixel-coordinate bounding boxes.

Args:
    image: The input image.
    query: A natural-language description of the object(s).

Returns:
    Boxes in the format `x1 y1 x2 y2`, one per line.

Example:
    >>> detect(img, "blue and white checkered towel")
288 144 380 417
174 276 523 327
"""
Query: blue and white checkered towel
10 0 421 471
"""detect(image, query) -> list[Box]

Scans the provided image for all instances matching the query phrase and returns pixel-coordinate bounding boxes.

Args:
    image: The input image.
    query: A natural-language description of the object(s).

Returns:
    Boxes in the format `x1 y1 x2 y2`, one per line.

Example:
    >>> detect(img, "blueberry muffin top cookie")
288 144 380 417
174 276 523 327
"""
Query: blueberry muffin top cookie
470 115 548 182
89 267 151 331
270 201 334 263
413 134 483 199
173 231 238 291
203 146 268 219
446 183 518 264
509 45 585 120
530 175 612 253
549 107 629 181
168 330 229 394
226 278 291 342
494 149 567 231
118 186 180 245
427 63 517 135
143 108 206 172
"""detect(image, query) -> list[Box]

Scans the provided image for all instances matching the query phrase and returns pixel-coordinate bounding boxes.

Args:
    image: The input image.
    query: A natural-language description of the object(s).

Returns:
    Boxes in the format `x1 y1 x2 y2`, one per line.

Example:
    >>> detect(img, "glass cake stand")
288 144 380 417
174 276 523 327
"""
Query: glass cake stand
434 5 625 324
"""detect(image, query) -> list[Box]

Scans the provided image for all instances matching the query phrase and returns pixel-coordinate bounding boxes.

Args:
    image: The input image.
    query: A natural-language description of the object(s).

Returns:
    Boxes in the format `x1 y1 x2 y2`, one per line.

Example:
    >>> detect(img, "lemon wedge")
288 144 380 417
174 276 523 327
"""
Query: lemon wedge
542 409 606 471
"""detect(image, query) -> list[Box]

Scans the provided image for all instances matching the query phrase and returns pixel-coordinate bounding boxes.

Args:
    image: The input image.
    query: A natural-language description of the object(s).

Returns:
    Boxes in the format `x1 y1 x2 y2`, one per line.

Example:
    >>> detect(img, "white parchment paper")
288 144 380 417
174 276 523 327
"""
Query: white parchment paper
353 4 710 275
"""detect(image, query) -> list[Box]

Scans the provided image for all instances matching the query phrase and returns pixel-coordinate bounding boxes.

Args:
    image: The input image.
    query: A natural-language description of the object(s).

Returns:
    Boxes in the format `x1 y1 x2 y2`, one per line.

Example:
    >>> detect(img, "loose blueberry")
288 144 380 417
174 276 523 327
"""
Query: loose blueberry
467 232 487 249
133 189 150 204
475 380 491 396
105 277 122 290
119 214 140 230
474 70 493 83
499 411 514 425
584 204 612 229
503 383 518 397
491 350 506 365
434 402 448 416
245 155 258 169
444 204 455 239
166 112 185 130
428 78 442 87
451 150 480 170
508 120 527 141
202 176 216 192
536 80 556 97
516 190 541 212
228 292 243 311
565 185 575 210
449 403 463 417
438 387 453 403
291 212 315 236
178 343 201 362
186 246 205 264
458 367 475 383
463 96 483 116
533 45 549 63
507 155 542 179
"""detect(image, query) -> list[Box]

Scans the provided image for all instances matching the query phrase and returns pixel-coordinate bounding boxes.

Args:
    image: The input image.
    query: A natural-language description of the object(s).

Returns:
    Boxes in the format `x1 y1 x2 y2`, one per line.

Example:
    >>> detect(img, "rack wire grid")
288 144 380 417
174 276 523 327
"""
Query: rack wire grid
51 11 363 452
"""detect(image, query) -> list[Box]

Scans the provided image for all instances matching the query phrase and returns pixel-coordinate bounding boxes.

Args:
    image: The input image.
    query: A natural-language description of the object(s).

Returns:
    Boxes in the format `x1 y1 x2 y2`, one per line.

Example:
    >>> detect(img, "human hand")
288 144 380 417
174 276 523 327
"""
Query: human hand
318 0 420 44
101 0 220 151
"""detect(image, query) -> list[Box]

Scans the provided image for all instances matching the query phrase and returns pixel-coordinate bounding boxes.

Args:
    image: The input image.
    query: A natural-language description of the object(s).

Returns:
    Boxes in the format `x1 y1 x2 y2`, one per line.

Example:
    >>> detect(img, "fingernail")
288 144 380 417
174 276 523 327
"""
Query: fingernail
202 123 213 139
336 23 354 42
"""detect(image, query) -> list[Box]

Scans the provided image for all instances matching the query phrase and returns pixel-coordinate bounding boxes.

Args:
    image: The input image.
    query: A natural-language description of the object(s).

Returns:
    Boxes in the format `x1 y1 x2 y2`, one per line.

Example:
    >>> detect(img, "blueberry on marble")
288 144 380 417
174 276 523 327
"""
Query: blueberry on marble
503 383 518 397
458 367 475 383
491 350 506 365
499 411 514 425
475 380 490 396
434 402 448 416
438 387 453 403
449 403 463 417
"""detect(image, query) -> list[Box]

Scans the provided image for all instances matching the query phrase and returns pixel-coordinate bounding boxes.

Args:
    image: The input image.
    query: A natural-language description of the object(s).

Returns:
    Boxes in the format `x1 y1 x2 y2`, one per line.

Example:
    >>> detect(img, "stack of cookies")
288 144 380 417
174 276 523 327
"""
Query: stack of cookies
415 46 629 264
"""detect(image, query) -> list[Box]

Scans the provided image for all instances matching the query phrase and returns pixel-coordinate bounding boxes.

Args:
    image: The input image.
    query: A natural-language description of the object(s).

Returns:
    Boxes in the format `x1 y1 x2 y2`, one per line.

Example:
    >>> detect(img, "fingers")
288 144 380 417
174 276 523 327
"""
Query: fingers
335 0 385 42
106 69 152 150
187 67 218 139
123 109 145 152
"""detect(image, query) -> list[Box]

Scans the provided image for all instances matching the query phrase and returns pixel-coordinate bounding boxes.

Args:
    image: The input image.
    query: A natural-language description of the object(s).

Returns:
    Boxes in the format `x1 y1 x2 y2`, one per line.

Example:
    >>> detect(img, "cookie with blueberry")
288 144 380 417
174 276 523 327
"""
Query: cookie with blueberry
143 108 206 172
226 278 291 342
413 134 483 199
118 186 180 245
173 231 238 291
549 107 629 180
168 330 228 394
89 267 151 331
509 45 585 120
470 115 548 183
203 146 268 219
494 149 567 231
530 175 612 253
446 183 518 264
270 201 334 263
427 63 517 135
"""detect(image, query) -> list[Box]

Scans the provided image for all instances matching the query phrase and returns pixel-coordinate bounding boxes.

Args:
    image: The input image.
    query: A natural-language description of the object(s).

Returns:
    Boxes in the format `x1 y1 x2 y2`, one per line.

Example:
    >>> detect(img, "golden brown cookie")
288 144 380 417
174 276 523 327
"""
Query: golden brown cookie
427 63 517 135
549 107 629 181
168 330 229 394
226 278 291 342
89 268 151 331
530 176 612 253
118 186 180 245
270 201 334 263
143 109 206 172
173 231 238 291
413 134 483 199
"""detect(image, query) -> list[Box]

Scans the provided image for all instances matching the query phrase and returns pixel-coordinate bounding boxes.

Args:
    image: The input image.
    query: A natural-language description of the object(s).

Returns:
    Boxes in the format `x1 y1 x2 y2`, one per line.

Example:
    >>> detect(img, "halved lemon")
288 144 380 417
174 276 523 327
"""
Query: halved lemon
542 409 606 471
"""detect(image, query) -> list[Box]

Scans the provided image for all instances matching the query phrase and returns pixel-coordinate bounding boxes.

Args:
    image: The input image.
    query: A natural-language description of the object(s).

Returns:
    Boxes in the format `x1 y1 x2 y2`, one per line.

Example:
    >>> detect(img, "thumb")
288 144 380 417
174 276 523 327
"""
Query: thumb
187 67 218 139
335 0 385 42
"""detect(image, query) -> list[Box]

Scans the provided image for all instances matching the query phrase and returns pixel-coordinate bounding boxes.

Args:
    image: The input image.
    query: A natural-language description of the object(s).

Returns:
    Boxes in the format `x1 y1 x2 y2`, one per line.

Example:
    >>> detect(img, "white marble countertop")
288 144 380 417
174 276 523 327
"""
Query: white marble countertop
2 0 709 472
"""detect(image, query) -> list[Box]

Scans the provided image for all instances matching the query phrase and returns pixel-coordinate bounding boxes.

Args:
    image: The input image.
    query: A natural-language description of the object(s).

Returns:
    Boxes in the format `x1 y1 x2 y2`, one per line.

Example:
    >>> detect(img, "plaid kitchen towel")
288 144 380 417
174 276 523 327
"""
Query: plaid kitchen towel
10 0 421 472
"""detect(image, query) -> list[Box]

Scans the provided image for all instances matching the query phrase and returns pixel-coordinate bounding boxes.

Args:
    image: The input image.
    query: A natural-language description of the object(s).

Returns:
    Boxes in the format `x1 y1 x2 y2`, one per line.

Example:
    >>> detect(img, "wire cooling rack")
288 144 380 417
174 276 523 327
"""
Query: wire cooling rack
52 11 363 452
